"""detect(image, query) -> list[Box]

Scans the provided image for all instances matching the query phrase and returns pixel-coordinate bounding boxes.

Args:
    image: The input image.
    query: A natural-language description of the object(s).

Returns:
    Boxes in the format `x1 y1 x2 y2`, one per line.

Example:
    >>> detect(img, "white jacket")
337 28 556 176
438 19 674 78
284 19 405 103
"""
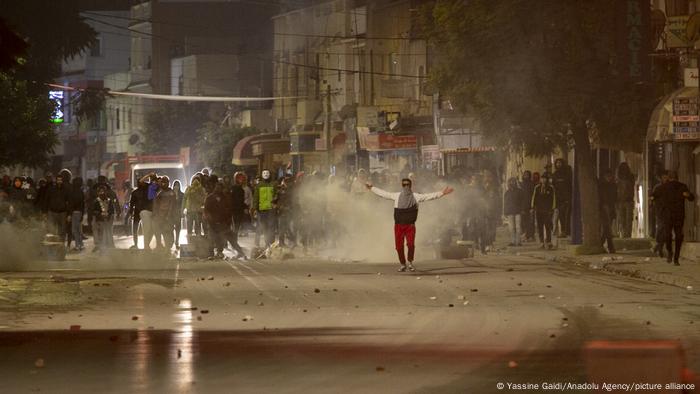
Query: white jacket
370 186 444 208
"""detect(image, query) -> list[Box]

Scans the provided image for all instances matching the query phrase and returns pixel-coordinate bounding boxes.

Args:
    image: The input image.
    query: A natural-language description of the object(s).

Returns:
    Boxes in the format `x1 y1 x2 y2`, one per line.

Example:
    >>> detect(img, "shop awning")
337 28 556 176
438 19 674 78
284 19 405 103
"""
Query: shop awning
232 133 282 166
646 87 697 142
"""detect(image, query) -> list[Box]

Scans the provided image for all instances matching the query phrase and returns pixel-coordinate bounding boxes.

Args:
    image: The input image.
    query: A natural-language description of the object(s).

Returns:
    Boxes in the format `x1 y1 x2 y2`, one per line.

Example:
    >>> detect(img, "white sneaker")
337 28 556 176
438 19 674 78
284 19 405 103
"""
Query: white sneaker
407 263 416 272
397 265 407 272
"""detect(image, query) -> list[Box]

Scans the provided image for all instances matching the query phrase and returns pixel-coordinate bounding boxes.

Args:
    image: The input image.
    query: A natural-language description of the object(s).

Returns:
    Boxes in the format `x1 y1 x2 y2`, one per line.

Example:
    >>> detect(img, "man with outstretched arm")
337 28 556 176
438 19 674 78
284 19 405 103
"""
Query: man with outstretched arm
366 178 454 272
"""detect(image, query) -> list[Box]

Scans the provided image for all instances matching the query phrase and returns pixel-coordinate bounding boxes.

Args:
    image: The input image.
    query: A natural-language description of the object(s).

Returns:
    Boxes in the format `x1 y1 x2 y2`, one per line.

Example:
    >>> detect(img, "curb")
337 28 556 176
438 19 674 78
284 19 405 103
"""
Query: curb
517 250 695 291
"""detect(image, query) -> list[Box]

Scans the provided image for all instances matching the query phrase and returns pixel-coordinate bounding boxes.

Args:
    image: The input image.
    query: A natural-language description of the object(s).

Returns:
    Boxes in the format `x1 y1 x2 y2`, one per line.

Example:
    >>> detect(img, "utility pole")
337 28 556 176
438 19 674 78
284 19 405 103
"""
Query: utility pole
324 83 332 171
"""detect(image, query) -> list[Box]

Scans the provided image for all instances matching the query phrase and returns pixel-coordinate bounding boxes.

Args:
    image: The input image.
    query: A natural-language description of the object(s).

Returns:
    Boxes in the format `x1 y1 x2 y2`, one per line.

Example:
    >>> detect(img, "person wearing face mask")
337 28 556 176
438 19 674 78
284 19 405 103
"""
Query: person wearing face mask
365 178 454 272
252 169 278 251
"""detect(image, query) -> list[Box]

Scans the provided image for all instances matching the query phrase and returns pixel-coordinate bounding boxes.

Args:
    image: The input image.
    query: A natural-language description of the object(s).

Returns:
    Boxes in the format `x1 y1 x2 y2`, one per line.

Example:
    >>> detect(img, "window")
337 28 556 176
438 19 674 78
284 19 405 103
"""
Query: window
666 0 689 16
90 36 102 57
128 108 132 125
116 108 120 130
389 53 399 78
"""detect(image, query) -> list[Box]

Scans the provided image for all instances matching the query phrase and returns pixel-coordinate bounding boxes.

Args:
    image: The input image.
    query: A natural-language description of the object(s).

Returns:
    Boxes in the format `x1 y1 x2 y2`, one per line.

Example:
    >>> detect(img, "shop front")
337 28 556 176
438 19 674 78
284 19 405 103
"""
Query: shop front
232 133 290 175
645 87 700 248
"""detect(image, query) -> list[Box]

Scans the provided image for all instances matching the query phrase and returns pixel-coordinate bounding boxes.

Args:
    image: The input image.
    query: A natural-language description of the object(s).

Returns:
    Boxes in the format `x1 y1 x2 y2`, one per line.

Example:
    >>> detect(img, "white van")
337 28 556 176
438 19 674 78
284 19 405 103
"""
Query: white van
131 163 188 189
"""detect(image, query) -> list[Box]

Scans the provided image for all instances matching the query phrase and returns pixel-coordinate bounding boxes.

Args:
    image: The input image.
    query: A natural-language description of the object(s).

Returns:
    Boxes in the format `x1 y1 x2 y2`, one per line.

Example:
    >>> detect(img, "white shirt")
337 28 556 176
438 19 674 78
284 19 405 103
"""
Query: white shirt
370 186 444 208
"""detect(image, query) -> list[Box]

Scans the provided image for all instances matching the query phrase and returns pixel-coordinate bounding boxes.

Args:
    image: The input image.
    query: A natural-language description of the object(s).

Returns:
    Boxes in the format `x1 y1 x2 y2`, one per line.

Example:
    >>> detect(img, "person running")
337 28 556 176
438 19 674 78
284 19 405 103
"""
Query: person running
365 178 453 272
651 171 695 265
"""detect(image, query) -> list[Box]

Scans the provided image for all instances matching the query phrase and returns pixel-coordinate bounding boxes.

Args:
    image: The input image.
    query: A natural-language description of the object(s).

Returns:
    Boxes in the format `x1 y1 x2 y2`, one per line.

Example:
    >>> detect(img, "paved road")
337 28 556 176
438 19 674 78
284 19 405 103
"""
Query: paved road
1 244 699 393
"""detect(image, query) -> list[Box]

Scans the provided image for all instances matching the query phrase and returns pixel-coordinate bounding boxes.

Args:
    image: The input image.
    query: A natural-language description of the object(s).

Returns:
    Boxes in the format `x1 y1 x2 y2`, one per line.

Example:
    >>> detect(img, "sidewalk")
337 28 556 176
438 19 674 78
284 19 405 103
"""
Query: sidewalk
500 237 698 291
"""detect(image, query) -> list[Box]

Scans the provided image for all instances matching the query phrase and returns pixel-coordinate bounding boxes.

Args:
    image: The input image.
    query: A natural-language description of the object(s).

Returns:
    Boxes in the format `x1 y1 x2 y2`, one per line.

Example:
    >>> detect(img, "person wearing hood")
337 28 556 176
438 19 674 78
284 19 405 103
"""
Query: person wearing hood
229 171 248 257
153 176 177 251
531 173 556 249
552 158 572 237
365 178 453 272
503 177 525 247
91 185 115 252
184 176 206 237
68 177 85 251
252 169 278 249
172 180 184 249
204 181 247 259
44 174 70 239
128 179 150 249
520 171 535 241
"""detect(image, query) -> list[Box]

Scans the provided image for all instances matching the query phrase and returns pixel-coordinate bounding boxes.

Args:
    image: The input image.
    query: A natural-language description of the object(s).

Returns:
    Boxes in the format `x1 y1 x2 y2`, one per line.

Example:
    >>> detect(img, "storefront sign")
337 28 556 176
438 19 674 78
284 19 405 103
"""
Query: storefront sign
685 68 699 87
674 131 700 140
666 15 690 48
617 0 650 81
673 97 700 136
364 134 417 151
357 106 381 129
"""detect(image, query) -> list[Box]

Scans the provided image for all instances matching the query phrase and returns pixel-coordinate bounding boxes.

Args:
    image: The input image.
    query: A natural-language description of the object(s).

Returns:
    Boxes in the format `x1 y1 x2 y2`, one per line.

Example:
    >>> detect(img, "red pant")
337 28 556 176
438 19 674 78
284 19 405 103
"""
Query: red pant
394 224 416 264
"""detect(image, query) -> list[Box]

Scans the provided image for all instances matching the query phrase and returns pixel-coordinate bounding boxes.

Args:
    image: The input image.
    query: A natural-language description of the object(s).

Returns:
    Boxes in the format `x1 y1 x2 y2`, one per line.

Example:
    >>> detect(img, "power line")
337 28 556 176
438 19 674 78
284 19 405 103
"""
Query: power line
82 10 418 41
83 16 427 79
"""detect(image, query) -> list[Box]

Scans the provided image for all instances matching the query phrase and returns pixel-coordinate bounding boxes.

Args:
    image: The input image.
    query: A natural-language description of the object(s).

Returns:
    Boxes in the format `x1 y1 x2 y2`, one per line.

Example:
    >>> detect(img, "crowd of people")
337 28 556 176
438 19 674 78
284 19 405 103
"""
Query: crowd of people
0 158 694 264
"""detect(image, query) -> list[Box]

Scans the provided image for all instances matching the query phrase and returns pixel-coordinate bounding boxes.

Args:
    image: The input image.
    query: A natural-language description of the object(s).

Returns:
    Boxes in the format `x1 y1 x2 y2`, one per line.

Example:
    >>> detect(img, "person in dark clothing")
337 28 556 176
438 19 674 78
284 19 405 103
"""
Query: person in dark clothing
229 172 248 258
504 177 525 246
651 172 670 257
598 171 617 254
88 176 119 244
205 182 246 259
616 162 635 238
172 180 184 249
44 174 70 239
153 176 177 251
520 171 535 241
366 178 453 272
8 177 27 223
91 185 116 252
128 181 149 249
276 175 296 247
651 171 695 265
68 177 85 251
531 173 556 249
552 158 572 237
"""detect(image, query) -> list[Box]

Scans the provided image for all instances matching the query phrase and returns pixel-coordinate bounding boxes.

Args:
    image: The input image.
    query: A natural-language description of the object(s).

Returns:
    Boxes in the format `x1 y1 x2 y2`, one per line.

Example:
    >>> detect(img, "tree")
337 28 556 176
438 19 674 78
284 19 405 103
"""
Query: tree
196 122 258 174
0 74 58 167
421 0 653 249
141 102 210 155
0 2 96 168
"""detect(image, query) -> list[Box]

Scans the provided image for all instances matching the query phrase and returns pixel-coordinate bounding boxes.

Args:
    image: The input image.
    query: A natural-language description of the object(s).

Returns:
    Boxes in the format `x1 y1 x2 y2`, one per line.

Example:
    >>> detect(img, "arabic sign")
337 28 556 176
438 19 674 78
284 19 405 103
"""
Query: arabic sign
685 68 699 87
363 134 417 151
617 0 650 81
672 97 700 140
674 131 700 140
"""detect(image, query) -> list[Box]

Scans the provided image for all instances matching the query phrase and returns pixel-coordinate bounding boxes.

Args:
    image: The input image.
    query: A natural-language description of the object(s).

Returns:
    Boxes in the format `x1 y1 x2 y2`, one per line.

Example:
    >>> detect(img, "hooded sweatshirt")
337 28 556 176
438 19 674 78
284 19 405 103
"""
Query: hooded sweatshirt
370 186 444 225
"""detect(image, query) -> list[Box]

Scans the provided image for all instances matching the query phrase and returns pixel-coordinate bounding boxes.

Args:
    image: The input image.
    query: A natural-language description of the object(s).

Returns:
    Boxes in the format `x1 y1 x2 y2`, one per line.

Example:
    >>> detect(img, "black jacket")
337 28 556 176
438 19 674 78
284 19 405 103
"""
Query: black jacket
598 179 618 220
230 185 246 218
67 185 85 213
44 184 70 213
552 166 572 203
204 191 232 225
92 197 115 222
504 187 525 216
531 183 556 213
129 185 150 216
652 180 695 222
